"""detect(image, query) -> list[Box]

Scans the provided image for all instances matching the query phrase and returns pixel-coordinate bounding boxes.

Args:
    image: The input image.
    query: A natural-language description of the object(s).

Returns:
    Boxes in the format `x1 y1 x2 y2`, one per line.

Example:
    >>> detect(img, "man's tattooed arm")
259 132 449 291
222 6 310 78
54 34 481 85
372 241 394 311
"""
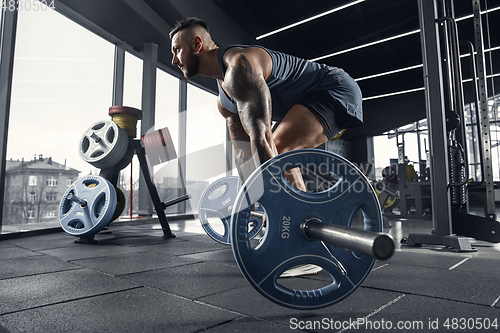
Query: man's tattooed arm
224 53 274 170
226 114 256 182
217 97 256 183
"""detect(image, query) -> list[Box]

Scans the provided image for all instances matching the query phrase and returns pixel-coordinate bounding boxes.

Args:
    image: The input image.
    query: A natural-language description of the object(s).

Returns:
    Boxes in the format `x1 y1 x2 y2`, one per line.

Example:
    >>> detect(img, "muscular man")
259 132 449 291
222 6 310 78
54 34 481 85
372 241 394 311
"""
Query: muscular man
169 18 362 190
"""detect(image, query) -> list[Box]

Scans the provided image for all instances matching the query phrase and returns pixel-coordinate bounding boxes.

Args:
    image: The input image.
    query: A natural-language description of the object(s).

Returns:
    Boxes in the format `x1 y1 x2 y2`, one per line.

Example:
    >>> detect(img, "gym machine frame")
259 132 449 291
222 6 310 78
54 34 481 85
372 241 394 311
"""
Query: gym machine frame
404 0 499 250
450 0 499 243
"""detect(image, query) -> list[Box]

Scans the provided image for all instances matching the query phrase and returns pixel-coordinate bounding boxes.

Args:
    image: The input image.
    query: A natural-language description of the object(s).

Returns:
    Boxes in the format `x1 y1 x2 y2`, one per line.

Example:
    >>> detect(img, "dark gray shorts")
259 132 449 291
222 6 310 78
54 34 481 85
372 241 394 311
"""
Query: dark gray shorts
297 80 363 139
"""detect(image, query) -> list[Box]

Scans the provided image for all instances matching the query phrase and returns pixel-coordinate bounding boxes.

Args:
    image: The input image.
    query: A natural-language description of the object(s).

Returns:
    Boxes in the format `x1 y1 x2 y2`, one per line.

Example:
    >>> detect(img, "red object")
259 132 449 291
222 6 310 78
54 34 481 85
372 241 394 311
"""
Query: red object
130 159 133 219
109 106 143 120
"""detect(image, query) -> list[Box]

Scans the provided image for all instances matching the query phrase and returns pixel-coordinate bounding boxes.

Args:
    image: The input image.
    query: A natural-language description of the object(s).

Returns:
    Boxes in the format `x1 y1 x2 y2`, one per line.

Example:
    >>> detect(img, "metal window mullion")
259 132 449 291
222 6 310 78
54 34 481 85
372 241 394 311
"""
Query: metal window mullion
138 43 158 216
112 43 126 106
0 9 18 228
178 79 187 213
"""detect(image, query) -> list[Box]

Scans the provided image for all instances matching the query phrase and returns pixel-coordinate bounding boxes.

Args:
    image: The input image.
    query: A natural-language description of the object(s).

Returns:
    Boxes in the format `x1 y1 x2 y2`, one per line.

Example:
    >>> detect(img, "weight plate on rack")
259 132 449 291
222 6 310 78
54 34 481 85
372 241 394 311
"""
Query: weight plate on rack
231 149 382 310
59 175 117 237
110 187 126 223
115 137 135 171
198 176 264 245
79 120 129 169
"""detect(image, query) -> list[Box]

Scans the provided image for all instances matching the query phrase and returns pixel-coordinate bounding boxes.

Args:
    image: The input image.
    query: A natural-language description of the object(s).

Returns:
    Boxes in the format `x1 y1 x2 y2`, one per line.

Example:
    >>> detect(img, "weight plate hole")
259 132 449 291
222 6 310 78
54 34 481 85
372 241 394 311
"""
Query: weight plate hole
106 127 116 144
276 265 334 289
280 165 341 193
208 184 227 200
349 209 365 229
61 191 74 214
205 213 226 235
81 137 90 154
90 151 104 159
93 193 107 219
83 180 99 188
248 204 267 249
68 220 85 229
92 122 105 131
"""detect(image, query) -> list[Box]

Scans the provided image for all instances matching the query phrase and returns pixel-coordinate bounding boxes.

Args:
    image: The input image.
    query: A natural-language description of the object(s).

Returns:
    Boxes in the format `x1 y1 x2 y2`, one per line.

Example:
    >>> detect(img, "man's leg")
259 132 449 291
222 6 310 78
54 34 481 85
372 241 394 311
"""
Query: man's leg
273 104 329 152
272 104 329 191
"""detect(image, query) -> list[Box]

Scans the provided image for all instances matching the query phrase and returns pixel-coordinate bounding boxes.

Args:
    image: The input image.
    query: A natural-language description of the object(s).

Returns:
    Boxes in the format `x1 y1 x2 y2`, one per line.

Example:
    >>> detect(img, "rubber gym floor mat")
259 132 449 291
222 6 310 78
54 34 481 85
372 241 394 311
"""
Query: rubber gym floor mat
2 232 73 251
134 238 229 256
39 242 147 261
179 247 238 266
0 287 239 333
121 261 248 300
366 294 500 332
202 316 300 333
0 268 139 315
198 283 403 323
362 263 500 307
70 250 202 276
0 254 80 280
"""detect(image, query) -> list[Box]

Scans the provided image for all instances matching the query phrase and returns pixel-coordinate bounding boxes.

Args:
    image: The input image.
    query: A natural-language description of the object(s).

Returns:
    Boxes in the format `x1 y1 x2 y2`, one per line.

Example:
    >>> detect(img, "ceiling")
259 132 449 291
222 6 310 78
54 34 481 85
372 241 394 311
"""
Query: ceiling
57 0 500 139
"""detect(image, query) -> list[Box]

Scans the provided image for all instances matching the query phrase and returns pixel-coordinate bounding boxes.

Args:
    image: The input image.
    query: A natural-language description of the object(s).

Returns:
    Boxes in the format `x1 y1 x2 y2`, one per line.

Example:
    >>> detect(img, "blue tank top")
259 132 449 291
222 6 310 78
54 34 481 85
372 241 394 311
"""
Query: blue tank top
216 45 362 123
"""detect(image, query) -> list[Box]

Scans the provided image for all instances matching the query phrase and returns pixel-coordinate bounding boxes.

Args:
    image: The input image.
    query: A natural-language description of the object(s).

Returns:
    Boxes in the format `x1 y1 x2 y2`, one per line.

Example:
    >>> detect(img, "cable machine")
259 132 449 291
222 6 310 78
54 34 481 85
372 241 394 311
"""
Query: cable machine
404 0 499 250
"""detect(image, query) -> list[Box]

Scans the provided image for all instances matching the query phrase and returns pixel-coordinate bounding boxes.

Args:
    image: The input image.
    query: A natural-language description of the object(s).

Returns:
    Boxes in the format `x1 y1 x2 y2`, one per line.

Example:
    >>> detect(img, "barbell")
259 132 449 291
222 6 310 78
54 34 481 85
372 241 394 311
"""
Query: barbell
198 176 264 245
228 149 394 310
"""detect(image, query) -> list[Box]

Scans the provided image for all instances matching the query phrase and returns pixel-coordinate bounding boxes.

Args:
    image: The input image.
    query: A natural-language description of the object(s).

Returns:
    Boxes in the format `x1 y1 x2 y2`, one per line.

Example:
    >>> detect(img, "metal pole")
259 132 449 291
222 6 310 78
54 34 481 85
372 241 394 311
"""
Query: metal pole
0 8 18 229
462 41 483 184
472 0 496 220
419 0 453 236
112 43 126 106
404 0 476 251
444 0 468 161
178 79 188 213
301 218 395 261
138 43 158 216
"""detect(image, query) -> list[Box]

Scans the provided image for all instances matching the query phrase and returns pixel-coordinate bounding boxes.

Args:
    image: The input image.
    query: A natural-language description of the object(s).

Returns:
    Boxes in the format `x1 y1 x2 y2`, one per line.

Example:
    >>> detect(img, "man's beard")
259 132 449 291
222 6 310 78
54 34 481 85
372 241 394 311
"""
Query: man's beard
183 51 200 78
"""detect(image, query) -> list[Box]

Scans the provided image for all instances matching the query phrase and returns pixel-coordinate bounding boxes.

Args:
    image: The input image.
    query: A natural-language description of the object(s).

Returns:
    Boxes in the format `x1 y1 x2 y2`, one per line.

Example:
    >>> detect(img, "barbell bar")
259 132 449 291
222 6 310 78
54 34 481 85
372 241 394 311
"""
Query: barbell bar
66 192 87 207
246 209 394 261
242 194 394 261
300 217 394 261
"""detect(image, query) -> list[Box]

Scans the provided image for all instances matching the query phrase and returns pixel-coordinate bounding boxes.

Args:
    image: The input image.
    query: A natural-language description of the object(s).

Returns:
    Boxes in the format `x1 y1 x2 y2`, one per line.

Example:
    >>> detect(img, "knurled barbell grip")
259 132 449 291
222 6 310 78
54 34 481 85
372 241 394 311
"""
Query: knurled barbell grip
300 218 395 261
67 193 87 207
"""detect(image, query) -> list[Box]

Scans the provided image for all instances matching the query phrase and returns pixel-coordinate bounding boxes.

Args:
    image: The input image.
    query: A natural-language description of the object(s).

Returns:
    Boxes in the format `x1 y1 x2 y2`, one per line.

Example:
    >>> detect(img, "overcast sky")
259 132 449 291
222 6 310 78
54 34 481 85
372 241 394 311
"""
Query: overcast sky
7 8 228 185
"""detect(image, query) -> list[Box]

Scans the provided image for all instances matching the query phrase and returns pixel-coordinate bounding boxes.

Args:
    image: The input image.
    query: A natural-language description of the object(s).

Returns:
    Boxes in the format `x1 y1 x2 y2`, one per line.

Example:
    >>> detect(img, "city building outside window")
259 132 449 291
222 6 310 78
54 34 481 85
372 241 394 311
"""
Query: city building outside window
46 176 58 187
28 175 37 186
45 192 56 202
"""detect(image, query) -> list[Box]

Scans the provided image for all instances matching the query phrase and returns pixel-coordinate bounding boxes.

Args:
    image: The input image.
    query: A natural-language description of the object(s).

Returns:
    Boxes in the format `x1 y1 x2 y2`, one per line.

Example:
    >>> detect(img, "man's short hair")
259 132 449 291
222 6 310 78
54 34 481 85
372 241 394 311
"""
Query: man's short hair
169 17 210 39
